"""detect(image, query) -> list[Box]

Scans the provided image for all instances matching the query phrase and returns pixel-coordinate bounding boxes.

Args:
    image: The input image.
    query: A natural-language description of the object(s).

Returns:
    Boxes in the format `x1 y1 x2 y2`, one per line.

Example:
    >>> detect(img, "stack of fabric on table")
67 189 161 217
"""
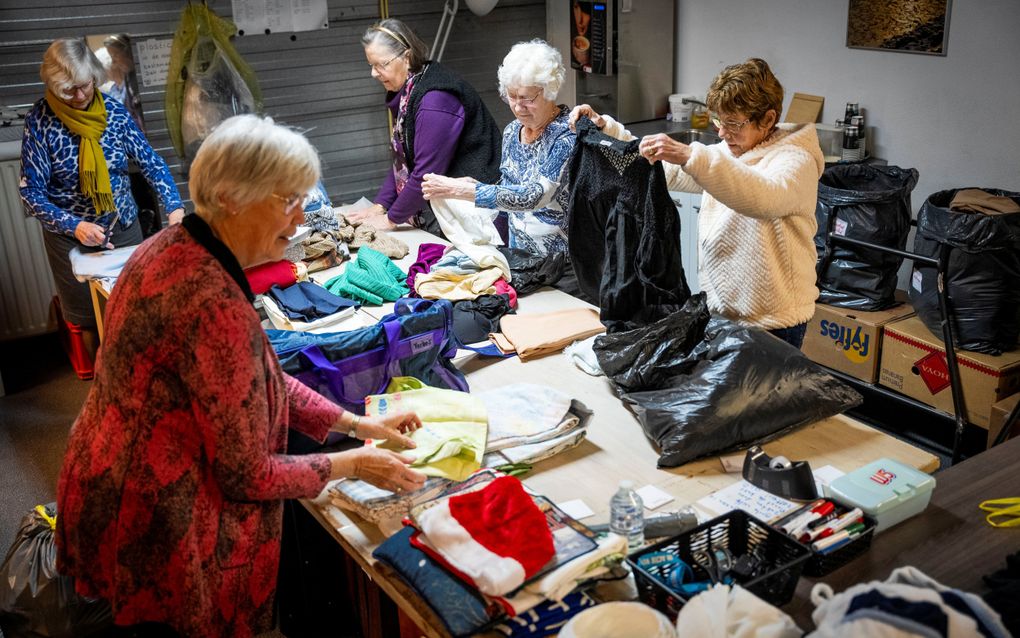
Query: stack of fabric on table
372 471 628 637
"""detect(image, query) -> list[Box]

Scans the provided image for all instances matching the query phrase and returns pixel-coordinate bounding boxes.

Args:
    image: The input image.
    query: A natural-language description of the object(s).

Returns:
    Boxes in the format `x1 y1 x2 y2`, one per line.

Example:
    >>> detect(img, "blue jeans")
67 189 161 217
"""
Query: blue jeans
769 323 808 349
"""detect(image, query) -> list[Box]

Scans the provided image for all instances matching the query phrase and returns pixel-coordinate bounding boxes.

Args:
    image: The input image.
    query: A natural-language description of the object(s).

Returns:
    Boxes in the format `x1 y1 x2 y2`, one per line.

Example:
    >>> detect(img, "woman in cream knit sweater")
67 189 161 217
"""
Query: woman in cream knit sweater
570 58 824 348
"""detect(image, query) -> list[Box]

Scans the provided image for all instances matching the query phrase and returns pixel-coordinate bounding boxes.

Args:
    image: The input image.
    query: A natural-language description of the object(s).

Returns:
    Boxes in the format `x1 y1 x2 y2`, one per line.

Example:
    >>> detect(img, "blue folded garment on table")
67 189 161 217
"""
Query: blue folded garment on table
372 525 504 637
267 281 358 321
493 590 597 637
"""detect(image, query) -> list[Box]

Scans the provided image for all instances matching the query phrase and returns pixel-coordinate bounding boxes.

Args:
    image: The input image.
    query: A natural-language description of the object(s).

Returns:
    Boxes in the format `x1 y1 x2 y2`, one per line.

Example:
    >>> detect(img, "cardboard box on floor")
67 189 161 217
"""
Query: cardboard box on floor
802 293 914 383
988 393 1020 448
878 316 1020 429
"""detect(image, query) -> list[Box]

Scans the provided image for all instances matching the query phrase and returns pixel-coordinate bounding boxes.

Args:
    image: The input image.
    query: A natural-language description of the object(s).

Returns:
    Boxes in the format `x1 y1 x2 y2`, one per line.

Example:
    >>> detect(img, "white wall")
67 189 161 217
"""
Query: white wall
675 0 1020 210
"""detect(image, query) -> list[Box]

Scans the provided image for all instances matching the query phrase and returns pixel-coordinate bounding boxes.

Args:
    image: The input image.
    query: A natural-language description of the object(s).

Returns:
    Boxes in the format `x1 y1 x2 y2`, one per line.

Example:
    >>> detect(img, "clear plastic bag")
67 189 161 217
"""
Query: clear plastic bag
180 36 255 159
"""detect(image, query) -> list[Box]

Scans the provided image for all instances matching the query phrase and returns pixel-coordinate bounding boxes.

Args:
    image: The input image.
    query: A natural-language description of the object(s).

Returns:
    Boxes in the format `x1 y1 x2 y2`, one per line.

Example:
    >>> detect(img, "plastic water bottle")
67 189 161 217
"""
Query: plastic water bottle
609 480 645 550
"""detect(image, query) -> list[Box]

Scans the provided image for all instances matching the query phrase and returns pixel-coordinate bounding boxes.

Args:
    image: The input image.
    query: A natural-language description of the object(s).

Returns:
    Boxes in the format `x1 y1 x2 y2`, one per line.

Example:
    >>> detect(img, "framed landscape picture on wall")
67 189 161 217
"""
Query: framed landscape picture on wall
846 0 951 56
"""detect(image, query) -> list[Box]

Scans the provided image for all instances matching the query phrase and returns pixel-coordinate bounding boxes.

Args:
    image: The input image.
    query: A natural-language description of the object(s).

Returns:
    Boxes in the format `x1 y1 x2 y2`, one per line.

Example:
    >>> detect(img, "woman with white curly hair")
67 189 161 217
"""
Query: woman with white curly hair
422 39 575 261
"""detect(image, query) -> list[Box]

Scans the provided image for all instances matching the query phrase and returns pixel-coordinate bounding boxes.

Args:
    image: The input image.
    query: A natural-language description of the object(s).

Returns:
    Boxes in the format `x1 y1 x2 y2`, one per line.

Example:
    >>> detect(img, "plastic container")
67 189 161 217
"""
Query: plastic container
690 106 709 129
824 458 936 533
668 94 695 126
610 480 645 550
628 510 811 620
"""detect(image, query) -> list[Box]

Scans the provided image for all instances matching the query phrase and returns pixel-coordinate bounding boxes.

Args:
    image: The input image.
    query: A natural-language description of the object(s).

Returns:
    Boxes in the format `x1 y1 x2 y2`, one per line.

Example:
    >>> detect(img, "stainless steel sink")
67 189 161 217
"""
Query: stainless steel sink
666 129 721 145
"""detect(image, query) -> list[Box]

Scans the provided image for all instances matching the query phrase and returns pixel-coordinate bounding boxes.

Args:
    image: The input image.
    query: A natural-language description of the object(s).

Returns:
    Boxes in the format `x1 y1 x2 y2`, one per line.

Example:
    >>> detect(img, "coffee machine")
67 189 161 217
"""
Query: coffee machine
569 0 674 123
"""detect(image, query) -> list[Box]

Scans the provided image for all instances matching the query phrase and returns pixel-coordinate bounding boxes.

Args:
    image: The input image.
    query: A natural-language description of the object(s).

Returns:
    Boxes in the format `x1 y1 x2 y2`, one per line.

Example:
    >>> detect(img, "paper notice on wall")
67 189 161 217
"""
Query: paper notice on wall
135 38 173 87
232 0 328 35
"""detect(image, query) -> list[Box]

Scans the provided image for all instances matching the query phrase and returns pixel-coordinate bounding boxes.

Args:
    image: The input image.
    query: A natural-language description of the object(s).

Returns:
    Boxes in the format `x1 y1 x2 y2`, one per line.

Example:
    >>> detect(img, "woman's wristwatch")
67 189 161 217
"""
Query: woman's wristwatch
347 414 361 439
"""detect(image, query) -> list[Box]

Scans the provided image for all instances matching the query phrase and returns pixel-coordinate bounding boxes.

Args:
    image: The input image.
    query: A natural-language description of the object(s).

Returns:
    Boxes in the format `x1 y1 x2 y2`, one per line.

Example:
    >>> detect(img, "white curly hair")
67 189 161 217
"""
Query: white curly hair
497 39 565 101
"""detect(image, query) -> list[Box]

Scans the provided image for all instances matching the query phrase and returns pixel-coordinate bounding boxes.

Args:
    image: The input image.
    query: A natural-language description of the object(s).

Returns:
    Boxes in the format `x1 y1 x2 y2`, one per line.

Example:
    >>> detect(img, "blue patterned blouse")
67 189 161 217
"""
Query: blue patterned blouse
474 105 575 256
20 93 183 237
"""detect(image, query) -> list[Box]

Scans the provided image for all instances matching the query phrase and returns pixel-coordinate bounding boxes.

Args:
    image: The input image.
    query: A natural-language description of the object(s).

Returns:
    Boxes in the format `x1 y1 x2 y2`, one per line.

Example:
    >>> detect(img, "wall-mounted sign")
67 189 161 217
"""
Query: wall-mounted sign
231 0 329 36
135 38 174 87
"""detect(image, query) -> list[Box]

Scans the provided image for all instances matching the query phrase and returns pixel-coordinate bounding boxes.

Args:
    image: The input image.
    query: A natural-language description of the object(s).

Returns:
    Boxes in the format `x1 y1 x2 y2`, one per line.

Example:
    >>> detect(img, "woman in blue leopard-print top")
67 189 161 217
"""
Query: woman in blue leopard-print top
20 38 184 368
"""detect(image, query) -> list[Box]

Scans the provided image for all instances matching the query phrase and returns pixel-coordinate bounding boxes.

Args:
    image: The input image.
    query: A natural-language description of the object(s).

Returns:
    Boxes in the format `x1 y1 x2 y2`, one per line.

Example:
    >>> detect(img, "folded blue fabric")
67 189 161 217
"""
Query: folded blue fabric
372 526 502 637
268 281 358 321
493 590 597 637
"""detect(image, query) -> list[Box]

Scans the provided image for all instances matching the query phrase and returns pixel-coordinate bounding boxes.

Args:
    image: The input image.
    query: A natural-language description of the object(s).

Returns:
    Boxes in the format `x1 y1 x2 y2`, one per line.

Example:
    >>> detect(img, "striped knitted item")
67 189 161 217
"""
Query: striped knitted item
324 246 408 305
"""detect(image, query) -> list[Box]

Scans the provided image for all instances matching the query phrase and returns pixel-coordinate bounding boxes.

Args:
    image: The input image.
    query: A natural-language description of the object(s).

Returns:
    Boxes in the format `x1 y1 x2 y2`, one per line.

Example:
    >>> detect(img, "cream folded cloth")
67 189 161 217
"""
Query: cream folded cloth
496 308 606 361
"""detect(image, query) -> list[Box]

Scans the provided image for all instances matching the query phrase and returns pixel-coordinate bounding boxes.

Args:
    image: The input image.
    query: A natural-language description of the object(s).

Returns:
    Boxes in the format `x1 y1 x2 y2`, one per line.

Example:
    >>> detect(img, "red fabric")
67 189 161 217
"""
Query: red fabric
446 476 554 579
56 225 342 637
244 259 298 295
493 278 518 309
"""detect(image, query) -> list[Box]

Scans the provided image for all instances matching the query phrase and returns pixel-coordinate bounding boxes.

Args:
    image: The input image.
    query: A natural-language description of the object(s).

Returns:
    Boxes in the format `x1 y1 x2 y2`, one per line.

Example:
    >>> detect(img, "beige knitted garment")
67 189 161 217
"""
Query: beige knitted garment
601 117 824 329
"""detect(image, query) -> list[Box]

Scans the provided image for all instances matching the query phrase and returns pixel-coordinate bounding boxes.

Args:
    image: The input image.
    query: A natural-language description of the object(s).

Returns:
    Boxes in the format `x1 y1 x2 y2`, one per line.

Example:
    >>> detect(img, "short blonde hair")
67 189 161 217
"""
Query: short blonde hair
497 39 564 100
706 58 784 126
40 38 106 93
188 115 321 218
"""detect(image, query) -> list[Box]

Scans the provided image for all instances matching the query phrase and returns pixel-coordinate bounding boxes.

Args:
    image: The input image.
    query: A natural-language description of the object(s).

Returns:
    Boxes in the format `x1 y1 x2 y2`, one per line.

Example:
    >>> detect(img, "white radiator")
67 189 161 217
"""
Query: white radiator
0 158 57 340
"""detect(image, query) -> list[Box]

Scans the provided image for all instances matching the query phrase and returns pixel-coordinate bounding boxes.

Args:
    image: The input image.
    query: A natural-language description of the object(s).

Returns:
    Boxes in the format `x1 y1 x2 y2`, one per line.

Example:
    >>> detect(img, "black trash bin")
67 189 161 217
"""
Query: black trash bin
814 164 919 310
910 188 1020 355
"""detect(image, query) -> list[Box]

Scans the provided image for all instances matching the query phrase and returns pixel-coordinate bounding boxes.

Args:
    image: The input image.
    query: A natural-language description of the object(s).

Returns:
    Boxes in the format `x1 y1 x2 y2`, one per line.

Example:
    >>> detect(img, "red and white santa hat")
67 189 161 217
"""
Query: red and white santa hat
414 475 555 596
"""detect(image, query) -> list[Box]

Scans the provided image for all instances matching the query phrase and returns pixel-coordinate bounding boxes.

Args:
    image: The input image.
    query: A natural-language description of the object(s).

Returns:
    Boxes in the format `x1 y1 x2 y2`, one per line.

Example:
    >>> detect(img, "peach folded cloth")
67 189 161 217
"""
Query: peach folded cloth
496 308 605 361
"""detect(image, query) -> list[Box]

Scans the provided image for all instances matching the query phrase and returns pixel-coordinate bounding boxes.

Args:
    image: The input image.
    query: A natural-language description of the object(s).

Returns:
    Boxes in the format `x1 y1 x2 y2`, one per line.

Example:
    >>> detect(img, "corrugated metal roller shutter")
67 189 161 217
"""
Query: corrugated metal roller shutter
0 0 545 206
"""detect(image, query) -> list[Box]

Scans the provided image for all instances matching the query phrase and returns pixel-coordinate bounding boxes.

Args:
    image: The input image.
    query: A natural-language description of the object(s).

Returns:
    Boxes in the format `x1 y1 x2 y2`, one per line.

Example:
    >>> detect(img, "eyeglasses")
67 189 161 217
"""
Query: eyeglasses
57 80 94 99
369 52 404 73
271 192 311 215
710 115 752 133
502 90 543 106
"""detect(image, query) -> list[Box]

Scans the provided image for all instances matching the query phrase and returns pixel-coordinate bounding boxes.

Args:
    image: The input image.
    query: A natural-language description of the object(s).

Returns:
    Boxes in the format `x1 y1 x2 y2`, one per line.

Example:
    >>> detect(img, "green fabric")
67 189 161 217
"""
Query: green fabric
366 377 487 481
165 4 263 158
324 246 408 305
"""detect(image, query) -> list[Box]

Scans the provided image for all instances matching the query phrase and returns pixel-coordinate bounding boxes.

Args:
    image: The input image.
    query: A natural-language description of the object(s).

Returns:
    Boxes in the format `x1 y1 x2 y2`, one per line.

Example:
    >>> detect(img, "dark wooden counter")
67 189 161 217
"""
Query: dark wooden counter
786 436 1020 629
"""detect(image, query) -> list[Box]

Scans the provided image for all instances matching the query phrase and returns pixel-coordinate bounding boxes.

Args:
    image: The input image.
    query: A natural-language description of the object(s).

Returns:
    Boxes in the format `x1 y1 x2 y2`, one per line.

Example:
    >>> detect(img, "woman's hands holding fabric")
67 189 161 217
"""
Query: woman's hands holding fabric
361 215 398 231
347 203 387 224
329 447 427 493
74 220 112 248
421 174 476 201
639 133 692 166
355 411 423 449
568 104 605 131
167 208 185 225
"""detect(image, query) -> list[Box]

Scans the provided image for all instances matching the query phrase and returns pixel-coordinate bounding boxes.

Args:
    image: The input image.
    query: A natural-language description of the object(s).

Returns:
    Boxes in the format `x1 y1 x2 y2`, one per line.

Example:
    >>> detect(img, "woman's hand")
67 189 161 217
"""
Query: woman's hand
638 133 692 166
354 411 423 448
328 447 427 493
361 215 398 231
347 203 387 224
167 208 185 225
74 220 112 248
568 104 605 131
421 174 476 201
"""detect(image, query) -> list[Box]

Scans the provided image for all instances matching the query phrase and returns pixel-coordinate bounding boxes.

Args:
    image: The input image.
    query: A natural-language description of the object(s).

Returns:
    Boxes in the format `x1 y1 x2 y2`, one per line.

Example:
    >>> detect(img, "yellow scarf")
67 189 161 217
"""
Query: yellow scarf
45 90 115 214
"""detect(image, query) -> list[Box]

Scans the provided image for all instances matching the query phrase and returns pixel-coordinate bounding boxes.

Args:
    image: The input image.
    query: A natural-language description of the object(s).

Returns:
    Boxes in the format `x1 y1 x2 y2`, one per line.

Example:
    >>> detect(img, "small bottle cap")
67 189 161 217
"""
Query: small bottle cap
619 480 634 490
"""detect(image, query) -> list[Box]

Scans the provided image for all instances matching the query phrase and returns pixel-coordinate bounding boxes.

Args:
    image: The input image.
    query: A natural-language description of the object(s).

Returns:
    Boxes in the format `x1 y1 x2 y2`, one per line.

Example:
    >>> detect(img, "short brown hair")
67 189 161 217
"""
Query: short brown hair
361 19 429 74
706 58 783 126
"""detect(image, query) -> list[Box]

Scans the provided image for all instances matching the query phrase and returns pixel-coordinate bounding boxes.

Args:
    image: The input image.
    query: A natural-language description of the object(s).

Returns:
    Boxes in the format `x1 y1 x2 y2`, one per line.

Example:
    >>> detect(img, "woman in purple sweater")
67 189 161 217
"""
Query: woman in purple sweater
350 19 502 237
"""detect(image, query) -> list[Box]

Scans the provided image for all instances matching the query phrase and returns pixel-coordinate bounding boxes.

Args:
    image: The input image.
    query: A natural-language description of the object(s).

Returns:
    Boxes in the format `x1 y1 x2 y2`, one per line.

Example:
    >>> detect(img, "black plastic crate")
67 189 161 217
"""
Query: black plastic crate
627 510 811 620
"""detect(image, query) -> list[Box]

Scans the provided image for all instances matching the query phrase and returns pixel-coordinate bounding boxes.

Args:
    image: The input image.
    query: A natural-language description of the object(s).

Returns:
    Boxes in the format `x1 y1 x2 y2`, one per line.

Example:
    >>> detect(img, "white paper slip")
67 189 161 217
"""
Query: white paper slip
813 464 845 495
719 453 744 474
696 480 798 522
558 499 595 520
636 485 674 510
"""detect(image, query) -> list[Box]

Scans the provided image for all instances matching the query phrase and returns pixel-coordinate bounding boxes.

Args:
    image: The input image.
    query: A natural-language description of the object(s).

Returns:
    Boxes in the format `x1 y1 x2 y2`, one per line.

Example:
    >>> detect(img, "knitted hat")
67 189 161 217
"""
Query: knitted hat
414 476 555 596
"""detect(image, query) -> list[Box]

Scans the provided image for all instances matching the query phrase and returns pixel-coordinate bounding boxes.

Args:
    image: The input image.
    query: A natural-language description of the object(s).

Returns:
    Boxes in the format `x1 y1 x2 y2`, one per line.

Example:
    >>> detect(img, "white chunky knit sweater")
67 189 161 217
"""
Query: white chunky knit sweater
600 117 825 329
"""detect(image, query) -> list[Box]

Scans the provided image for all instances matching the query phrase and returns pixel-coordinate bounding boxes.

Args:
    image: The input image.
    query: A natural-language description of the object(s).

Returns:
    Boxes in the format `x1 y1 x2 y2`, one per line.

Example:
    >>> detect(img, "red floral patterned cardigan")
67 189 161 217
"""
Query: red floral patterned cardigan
57 216 342 636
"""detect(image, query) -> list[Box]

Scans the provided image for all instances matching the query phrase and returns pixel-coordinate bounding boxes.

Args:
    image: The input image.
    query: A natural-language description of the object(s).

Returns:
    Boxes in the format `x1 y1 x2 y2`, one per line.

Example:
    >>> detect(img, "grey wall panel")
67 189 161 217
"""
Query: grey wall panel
1 0 545 208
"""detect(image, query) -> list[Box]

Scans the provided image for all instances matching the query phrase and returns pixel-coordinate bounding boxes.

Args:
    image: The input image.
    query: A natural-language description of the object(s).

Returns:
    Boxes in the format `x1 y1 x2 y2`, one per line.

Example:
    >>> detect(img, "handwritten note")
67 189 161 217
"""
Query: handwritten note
695 480 798 522
232 0 328 35
135 38 173 87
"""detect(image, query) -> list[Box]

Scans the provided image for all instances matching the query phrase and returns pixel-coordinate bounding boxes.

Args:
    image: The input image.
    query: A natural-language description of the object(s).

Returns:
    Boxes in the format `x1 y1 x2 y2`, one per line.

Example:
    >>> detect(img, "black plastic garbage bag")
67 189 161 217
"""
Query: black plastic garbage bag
0 504 112 638
814 164 918 310
910 188 1020 355
595 313 862 468
498 247 565 295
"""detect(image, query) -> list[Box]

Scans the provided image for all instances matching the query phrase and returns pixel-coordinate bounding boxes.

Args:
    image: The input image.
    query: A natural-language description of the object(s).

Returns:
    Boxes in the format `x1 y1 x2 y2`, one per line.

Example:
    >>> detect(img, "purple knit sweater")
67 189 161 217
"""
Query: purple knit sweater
375 88 466 224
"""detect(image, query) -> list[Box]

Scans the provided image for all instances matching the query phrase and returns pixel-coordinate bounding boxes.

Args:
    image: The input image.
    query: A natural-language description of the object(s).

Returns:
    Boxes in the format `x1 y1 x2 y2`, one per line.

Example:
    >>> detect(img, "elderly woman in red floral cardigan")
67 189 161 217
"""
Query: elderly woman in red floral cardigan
55 114 427 637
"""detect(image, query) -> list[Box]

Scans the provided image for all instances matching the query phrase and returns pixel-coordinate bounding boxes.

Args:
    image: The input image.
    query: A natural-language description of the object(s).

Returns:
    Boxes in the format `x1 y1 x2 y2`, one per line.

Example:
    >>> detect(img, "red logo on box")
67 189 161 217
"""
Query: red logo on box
914 351 951 394
870 468 896 485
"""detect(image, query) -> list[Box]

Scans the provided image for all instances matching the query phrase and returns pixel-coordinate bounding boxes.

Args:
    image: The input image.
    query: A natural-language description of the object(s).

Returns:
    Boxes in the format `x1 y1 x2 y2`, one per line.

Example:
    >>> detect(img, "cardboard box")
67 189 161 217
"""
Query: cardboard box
878 316 1020 428
802 296 915 383
987 393 1020 447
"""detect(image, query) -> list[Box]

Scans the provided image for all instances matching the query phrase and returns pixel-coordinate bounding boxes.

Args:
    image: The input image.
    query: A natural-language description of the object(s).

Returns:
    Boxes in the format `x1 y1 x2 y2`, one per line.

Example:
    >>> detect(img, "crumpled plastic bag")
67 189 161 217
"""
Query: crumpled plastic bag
165 3 262 159
0 504 112 637
595 296 862 468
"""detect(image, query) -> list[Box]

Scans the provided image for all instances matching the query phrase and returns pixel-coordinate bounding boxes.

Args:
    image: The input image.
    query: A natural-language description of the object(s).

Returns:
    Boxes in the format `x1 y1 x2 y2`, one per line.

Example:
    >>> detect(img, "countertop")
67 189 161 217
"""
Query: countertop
625 118 710 138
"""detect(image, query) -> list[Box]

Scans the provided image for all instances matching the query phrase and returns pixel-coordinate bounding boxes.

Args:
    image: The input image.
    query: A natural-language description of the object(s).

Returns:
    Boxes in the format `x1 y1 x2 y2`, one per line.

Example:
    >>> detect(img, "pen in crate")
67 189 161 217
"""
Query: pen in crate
770 499 869 554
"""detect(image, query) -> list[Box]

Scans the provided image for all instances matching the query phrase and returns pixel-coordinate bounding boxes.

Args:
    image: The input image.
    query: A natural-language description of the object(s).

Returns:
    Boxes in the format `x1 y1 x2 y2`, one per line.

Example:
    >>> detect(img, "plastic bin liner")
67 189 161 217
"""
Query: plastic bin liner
594 298 862 468
814 164 918 310
0 504 112 638
910 188 1020 355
